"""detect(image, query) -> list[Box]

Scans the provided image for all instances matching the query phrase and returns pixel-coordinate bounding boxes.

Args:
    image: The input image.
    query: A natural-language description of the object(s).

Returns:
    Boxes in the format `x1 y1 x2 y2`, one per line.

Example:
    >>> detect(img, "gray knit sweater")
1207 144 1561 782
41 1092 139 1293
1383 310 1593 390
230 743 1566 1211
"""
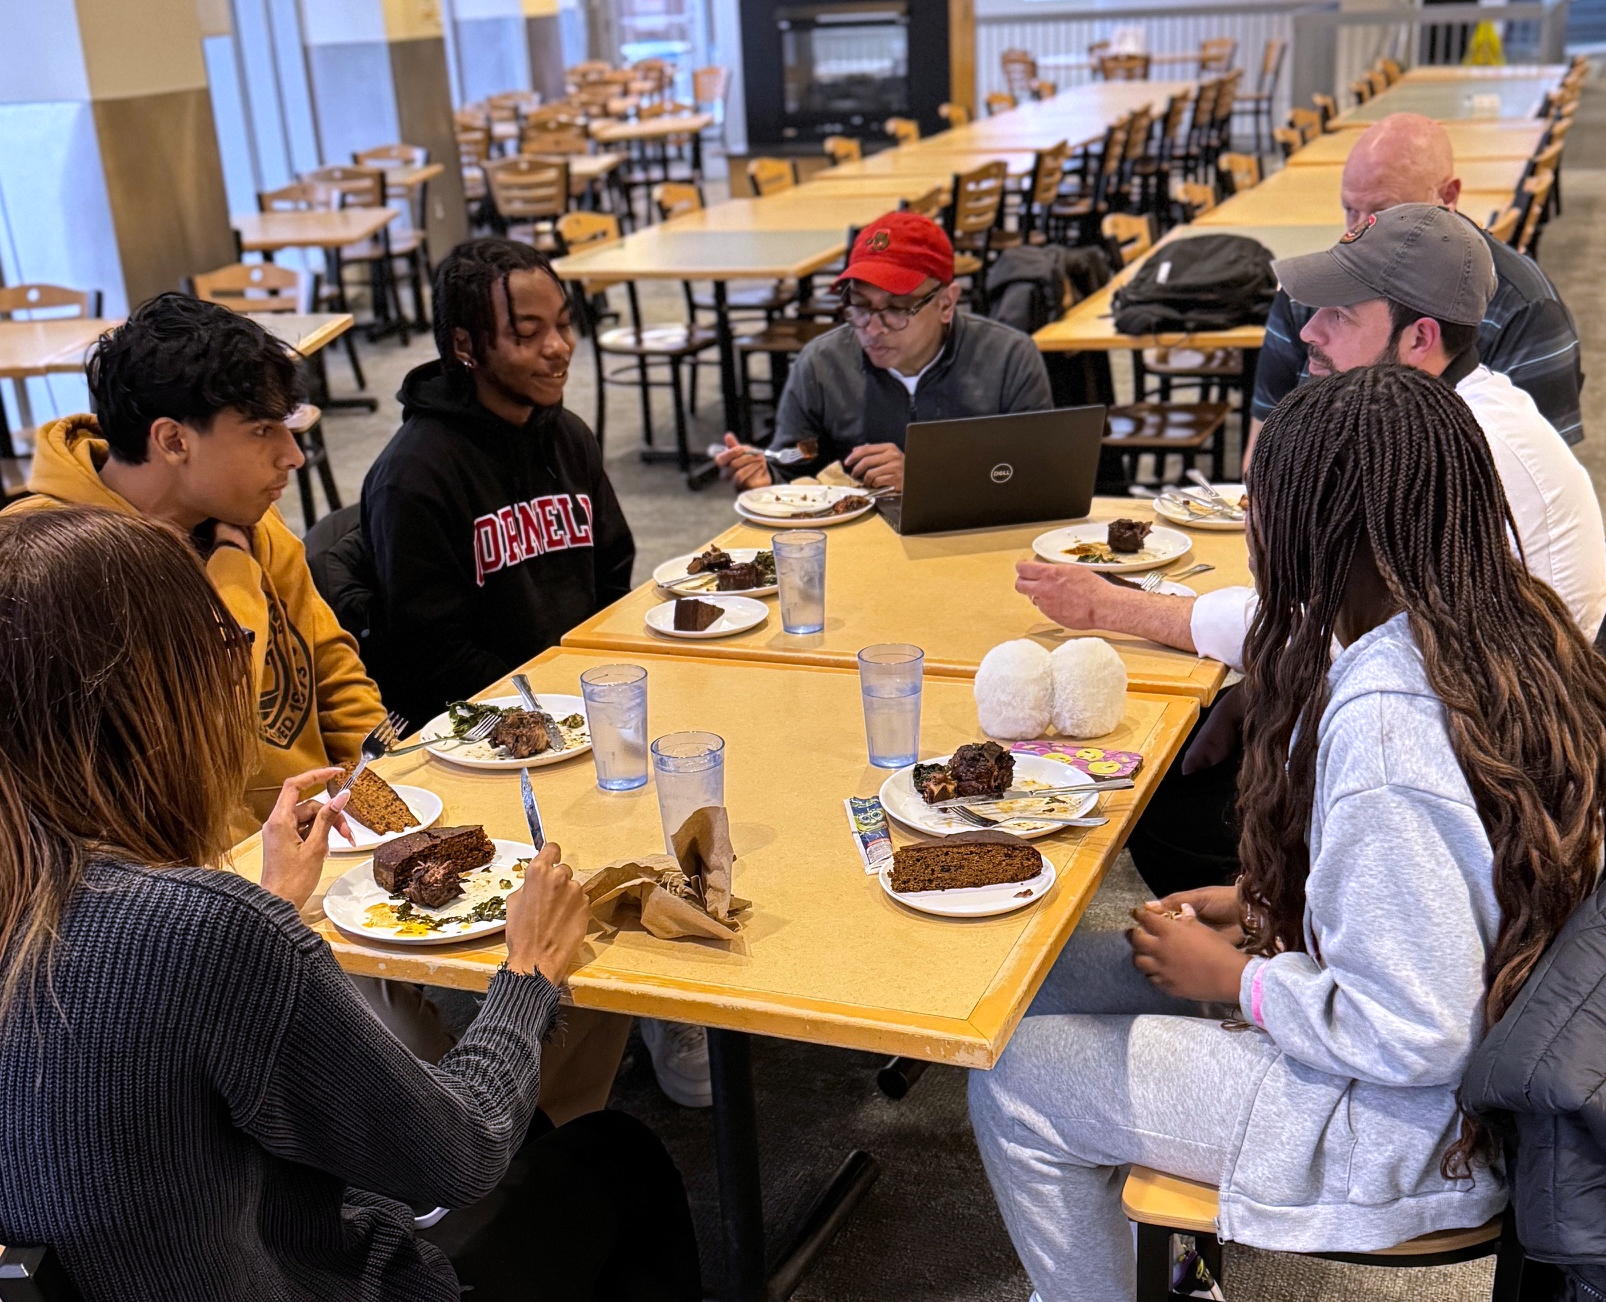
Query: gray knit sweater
0 858 560 1301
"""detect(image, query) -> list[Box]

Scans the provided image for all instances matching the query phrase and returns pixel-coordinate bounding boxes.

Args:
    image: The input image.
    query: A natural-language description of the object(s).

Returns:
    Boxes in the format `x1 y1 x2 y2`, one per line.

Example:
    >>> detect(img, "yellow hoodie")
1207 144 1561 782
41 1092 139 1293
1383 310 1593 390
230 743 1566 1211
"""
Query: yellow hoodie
5 415 386 841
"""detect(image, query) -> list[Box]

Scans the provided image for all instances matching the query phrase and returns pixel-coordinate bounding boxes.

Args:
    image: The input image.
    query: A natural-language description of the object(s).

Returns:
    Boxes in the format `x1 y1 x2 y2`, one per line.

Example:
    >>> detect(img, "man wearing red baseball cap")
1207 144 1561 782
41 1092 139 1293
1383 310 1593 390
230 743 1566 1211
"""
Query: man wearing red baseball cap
715 210 1050 491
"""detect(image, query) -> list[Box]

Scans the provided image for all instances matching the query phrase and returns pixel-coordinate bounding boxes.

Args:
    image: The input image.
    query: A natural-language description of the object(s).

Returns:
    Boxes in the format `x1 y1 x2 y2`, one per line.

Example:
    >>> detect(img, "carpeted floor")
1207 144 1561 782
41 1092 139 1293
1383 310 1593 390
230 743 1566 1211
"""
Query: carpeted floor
299 67 1606 1302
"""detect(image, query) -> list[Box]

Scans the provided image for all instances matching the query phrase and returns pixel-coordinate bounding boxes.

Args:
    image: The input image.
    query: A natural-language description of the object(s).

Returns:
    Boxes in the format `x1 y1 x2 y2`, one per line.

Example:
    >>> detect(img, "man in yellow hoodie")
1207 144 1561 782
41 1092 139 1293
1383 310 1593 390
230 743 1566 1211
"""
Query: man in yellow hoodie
4 293 384 841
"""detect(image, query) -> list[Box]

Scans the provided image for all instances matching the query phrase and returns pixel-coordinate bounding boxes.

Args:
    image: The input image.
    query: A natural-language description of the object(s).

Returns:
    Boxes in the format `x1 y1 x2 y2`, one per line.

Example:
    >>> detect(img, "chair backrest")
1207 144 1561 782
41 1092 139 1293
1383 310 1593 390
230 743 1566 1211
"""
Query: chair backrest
1367 68 1389 96
1123 107 1153 161
653 181 704 221
899 185 946 218
1030 78 1058 100
1212 69 1242 122
304 165 385 207
1159 89 1192 143
567 60 613 85
1001 48 1037 96
457 127 492 164
485 156 570 220
1220 151 1261 193
823 135 862 164
1101 213 1153 268
1176 181 1217 217
1028 140 1071 207
1257 38 1287 94
1519 167 1555 254
0 284 99 319
939 101 970 128
693 65 729 108
985 91 1016 116
1379 57 1402 84
525 104 584 130
557 210 621 253
520 124 590 156
354 143 427 169
1487 205 1522 245
885 116 920 144
1288 106 1321 143
454 107 489 131
191 262 307 313
1096 53 1150 81
1311 91 1338 128
746 156 797 197
1351 77 1373 106
1545 114 1574 147
1199 36 1237 73
1273 126 1305 159
1529 139 1564 175
947 160 1009 237
1188 78 1221 134
258 181 332 212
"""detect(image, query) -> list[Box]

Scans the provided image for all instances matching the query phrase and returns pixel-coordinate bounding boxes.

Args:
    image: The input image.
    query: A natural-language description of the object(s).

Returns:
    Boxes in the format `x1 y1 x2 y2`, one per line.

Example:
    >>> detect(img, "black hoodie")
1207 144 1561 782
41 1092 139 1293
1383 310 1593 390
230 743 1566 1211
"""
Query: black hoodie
361 361 634 727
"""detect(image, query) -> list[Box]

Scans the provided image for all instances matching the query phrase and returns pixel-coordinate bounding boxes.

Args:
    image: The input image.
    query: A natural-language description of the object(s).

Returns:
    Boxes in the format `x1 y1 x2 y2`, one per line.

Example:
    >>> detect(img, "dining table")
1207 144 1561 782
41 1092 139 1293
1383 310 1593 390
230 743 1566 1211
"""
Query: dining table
1285 119 1548 165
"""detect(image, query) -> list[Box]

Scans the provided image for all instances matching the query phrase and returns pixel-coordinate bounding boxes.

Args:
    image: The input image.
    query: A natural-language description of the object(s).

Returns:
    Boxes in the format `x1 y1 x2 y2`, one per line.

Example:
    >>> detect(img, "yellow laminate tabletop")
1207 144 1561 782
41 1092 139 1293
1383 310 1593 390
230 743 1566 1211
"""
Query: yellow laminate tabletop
664 192 925 233
249 312 355 357
590 113 713 143
551 225 849 281
0 318 115 378
1334 77 1556 125
1191 164 1518 227
1401 63 1568 82
563 499 1250 702
1287 120 1547 165
226 647 1198 1067
1034 223 1344 354
233 207 400 251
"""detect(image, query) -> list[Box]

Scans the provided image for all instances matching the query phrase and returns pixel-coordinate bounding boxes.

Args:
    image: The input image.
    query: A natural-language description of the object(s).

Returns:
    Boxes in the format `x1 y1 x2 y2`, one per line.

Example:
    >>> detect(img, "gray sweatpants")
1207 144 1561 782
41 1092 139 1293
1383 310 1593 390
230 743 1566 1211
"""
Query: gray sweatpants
968 926 1274 1302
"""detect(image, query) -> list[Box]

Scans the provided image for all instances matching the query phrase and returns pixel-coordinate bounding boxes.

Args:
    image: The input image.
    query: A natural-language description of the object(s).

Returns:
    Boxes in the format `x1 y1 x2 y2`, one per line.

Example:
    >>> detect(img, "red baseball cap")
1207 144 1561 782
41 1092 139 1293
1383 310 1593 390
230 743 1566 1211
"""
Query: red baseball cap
833 211 955 296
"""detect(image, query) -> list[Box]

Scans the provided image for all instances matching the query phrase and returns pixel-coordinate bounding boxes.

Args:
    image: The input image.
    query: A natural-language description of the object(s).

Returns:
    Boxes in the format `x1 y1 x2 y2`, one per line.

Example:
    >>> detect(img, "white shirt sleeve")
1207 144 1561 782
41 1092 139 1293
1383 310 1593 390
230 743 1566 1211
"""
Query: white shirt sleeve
1189 586 1258 670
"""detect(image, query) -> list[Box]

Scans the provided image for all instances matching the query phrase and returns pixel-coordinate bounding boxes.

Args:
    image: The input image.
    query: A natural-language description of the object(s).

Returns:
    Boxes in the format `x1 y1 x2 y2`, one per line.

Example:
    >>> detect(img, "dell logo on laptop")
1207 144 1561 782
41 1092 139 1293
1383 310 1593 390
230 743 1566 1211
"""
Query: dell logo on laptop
990 463 1015 484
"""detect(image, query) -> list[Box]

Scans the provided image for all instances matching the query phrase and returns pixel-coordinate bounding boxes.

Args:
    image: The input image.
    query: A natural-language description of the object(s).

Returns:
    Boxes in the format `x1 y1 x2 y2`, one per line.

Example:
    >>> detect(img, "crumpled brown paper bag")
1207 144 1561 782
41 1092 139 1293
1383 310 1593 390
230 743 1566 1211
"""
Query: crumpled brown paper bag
583 806 750 940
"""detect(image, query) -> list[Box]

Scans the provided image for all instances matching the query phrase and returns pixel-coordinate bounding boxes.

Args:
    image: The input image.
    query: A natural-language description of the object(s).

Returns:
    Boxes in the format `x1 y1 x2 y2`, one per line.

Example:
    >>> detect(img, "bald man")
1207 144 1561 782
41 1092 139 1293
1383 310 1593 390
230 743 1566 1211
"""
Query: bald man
1252 112 1583 444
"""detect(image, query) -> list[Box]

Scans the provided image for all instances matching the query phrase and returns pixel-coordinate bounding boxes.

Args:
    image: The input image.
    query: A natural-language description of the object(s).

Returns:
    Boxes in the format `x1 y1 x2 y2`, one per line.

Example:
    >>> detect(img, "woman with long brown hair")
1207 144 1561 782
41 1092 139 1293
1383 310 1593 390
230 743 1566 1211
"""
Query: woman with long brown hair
970 364 1606 1302
0 506 699 1301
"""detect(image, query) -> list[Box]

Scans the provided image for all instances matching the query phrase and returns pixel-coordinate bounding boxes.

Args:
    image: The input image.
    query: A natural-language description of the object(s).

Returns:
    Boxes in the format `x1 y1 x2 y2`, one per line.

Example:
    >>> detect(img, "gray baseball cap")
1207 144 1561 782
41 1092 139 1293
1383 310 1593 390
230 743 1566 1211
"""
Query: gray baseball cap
1272 203 1495 327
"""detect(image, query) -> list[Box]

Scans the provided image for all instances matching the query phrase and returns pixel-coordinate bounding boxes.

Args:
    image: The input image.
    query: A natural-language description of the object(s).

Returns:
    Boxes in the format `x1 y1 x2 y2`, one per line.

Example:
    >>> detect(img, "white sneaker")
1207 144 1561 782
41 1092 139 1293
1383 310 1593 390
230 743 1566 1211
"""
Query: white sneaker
639 1019 712 1108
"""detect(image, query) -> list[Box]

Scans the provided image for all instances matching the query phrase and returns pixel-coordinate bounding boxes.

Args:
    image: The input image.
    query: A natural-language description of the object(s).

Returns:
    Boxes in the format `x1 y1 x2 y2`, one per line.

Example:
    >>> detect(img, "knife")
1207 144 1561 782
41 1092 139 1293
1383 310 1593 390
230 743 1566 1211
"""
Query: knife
519 767 546 852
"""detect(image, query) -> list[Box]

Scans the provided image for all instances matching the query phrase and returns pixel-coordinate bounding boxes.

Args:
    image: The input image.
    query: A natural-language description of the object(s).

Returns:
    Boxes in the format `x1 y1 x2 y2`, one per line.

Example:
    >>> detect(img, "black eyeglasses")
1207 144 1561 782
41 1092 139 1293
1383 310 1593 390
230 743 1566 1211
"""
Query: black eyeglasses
841 287 942 332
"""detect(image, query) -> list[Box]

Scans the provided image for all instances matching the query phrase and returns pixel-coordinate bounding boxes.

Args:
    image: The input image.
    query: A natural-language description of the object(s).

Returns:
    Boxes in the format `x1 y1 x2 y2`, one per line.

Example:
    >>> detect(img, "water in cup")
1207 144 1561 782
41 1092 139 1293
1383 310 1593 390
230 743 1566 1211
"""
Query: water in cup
773 530 826 635
580 664 648 791
857 643 923 768
652 731 725 852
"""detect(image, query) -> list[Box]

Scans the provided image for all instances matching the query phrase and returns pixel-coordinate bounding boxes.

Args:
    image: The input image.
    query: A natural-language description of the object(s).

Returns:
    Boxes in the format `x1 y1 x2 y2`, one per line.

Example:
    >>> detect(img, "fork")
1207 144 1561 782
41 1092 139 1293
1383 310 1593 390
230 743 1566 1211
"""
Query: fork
950 806 1108 830
703 439 818 466
336 710 408 794
386 710 497 756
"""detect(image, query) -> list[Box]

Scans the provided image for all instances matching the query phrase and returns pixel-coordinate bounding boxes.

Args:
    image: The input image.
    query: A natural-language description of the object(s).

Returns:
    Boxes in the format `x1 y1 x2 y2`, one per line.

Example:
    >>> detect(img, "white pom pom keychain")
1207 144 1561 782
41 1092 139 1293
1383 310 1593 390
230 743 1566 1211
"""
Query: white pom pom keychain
973 640 1053 740
1050 638 1127 738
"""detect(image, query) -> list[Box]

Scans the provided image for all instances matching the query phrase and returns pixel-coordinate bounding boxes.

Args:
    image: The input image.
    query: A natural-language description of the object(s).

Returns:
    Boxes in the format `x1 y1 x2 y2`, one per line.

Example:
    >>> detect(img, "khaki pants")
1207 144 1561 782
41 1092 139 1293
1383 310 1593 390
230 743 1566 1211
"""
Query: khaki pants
353 976 631 1125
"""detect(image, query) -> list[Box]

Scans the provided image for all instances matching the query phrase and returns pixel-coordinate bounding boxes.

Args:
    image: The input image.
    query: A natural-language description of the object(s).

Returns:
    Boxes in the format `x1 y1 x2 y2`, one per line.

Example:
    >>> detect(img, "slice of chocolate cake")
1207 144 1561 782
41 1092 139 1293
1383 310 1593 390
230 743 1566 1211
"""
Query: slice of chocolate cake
687 546 731 573
949 741 1014 799
1107 518 1152 554
327 762 419 836
673 598 722 631
913 761 958 805
716 563 763 591
373 825 494 894
490 708 555 758
404 858 468 909
890 837 1043 893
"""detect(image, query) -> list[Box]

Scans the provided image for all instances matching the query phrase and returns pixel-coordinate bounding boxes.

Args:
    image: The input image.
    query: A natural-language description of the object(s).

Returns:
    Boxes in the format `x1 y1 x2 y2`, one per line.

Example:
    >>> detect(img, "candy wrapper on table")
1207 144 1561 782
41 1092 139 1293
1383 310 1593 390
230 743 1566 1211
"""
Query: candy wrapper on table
1008 742 1144 780
583 806 750 940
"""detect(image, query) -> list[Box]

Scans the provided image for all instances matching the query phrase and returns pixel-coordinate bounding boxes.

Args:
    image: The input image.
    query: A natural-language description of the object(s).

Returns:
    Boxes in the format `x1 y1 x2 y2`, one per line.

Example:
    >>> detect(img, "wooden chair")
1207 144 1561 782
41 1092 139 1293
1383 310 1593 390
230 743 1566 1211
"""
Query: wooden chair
1273 126 1305 160
1131 91 1194 225
0 285 101 319
1019 139 1072 242
692 65 729 117
458 128 492 217
1378 56 1403 85
352 143 435 309
1218 150 1261 196
938 102 970 128
1351 77 1374 106
985 92 1017 116
946 159 1009 304
1176 78 1222 181
1096 53 1151 82
1487 205 1522 246
746 156 798 197
188 263 340 526
1517 167 1556 257
899 186 947 219
1123 1167 1532 1302
1198 36 1238 74
1101 212 1153 267
1527 135 1566 218
484 156 569 251
885 116 920 145
1051 116 1131 242
823 135 862 165
303 164 421 336
1288 106 1322 144
1030 79 1059 101
566 60 613 86
1174 181 1217 219
520 123 590 157
1001 48 1037 99
1233 38 1287 157
651 182 796 319
1311 91 1338 130
354 142 426 170
557 210 716 471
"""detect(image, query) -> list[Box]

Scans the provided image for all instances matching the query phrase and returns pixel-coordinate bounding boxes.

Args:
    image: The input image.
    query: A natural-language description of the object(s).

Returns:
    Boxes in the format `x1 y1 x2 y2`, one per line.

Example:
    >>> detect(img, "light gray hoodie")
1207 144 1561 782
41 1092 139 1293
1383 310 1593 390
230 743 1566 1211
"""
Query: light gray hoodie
1218 612 1506 1250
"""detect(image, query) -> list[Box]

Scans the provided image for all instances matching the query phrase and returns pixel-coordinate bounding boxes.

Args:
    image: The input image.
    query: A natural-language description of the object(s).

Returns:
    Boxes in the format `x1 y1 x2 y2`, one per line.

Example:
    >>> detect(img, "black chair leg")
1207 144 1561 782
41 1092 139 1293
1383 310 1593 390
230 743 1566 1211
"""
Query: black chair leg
668 359 691 473
592 336 607 449
342 334 366 391
295 460 316 529
636 356 655 449
1134 1222 1174 1302
308 420 341 512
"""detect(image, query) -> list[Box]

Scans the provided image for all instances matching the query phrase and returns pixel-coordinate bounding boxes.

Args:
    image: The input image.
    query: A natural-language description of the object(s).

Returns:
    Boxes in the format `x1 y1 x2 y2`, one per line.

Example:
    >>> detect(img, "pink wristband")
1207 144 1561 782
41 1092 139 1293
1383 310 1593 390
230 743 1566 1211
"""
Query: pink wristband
1249 966 1267 1027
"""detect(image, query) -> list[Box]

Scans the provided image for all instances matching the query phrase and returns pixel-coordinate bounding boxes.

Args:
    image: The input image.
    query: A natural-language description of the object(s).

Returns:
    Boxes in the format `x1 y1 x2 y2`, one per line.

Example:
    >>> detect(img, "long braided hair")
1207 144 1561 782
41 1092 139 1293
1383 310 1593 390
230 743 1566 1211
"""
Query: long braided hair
1236 364 1606 1176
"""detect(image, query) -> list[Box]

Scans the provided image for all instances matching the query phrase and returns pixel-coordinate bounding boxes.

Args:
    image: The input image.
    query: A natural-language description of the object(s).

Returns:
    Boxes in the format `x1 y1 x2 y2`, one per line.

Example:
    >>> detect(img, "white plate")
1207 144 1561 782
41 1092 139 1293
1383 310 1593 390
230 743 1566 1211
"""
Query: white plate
1032 522 1192 572
879 753 1096 840
652 548 779 597
1152 483 1247 532
323 837 532 945
420 694 591 771
316 784 444 853
645 595 768 639
879 849 1057 918
735 484 875 528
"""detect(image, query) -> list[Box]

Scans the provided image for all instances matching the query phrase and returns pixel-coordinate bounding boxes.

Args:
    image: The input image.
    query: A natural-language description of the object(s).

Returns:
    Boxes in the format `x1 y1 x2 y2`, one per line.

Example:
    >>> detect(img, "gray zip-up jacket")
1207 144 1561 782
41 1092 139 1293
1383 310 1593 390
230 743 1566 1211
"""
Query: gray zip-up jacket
771 313 1052 476
1216 614 1507 1250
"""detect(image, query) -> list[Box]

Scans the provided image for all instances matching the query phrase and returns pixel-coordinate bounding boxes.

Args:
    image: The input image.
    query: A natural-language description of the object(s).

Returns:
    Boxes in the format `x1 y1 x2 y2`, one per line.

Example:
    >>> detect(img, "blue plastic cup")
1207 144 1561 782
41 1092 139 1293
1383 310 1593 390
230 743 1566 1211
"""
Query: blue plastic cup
772 530 826 634
651 731 726 852
857 644 924 768
580 664 649 791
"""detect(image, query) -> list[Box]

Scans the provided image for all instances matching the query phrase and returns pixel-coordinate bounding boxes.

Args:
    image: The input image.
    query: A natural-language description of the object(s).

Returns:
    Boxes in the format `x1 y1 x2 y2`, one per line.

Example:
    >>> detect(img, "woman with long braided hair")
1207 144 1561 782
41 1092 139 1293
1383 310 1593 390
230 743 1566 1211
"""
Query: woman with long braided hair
970 364 1606 1302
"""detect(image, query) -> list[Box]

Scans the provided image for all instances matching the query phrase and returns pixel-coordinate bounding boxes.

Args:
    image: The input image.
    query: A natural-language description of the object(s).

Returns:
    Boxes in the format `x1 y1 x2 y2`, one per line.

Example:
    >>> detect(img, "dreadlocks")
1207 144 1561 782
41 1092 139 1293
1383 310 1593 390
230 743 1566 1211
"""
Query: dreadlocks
430 237 564 378
1236 363 1606 1177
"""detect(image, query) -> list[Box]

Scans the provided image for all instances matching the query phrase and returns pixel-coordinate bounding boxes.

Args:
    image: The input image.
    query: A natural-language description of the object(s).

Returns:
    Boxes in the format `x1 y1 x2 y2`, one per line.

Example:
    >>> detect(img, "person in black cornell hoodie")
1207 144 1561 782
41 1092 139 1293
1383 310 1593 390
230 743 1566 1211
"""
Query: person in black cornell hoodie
363 238 634 730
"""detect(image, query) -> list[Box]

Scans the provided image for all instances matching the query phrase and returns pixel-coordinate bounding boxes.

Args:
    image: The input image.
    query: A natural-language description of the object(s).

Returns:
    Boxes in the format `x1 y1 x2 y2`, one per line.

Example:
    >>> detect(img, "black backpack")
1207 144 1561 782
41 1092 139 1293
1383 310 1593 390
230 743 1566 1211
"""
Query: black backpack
1111 233 1277 335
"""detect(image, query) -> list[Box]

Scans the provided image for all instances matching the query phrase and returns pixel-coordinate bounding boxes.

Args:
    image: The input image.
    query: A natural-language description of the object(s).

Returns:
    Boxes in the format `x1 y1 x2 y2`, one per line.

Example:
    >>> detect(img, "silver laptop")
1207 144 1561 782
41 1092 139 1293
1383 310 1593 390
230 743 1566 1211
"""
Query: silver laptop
879 406 1107 535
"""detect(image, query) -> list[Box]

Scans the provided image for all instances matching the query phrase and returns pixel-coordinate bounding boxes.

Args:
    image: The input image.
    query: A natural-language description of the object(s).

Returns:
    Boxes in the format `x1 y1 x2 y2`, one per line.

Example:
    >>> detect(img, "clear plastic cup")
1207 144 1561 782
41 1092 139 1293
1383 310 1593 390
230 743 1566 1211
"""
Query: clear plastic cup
579 664 649 791
651 731 725 852
857 644 924 768
773 530 826 634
